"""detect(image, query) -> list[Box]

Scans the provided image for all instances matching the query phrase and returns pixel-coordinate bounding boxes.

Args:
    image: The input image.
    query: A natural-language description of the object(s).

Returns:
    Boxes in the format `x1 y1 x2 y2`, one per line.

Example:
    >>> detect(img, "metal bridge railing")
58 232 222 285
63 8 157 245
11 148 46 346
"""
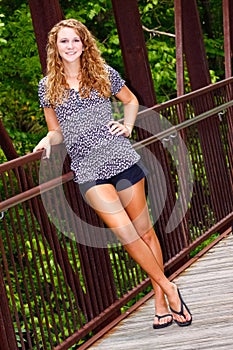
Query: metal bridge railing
0 78 232 350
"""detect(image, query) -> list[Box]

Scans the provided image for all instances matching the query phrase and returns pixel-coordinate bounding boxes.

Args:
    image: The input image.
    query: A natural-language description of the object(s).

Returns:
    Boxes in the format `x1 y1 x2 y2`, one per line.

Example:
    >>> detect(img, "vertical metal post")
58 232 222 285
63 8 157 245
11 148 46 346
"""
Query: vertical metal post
0 268 18 350
28 0 64 74
0 119 18 160
181 0 211 89
175 0 184 96
111 0 156 106
223 0 232 78
111 0 191 267
28 0 120 324
181 0 233 220
230 1 233 64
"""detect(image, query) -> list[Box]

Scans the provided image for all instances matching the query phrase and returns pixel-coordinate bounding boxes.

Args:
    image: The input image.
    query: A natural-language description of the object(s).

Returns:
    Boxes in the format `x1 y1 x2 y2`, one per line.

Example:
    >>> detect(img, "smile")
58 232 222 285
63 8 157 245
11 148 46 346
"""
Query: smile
66 51 77 55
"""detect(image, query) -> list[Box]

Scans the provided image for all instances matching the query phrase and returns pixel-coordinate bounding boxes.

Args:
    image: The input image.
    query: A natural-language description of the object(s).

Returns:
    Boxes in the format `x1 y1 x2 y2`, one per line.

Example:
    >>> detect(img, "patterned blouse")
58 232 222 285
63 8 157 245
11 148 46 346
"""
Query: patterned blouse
38 65 140 184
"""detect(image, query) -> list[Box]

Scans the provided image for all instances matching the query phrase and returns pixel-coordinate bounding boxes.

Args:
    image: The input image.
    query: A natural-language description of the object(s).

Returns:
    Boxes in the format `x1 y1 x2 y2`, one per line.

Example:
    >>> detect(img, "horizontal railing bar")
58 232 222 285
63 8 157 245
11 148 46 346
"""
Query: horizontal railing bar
1 78 232 173
1 99 232 212
138 77 233 113
53 279 151 350
0 149 42 173
79 226 232 350
1 78 232 350
164 211 233 272
134 99 233 150
0 172 74 212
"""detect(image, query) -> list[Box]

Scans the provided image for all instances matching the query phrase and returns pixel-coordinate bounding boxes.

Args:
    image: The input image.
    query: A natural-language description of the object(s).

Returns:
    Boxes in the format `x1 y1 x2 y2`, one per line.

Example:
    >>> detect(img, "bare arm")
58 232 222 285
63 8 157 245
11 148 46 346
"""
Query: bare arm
44 107 63 143
33 108 63 158
108 85 139 137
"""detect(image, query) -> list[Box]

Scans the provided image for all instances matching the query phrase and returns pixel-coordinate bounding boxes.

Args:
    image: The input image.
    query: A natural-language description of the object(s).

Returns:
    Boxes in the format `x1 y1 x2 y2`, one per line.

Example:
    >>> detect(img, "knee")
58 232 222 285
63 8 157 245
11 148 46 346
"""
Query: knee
140 227 155 244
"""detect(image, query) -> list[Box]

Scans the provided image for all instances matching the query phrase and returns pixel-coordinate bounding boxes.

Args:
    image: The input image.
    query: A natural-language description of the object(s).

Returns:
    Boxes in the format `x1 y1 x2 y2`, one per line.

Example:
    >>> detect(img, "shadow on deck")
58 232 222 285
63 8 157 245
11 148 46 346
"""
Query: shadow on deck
89 230 233 350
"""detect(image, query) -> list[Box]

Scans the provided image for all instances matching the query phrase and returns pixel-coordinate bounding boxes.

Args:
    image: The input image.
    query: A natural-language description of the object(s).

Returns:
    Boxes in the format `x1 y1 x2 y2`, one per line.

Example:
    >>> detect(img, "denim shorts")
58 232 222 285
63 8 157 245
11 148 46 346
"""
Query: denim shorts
79 160 149 196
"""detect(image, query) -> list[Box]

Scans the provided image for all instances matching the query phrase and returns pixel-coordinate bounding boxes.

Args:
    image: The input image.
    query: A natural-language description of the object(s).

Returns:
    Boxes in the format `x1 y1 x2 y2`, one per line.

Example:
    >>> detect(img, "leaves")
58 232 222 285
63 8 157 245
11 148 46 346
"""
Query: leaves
0 0 224 161
0 3 45 158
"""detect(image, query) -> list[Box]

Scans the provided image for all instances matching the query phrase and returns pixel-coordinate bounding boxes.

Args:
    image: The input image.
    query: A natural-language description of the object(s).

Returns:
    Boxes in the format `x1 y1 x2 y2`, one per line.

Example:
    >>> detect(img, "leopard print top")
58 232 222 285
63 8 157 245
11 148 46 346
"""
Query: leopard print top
38 65 140 183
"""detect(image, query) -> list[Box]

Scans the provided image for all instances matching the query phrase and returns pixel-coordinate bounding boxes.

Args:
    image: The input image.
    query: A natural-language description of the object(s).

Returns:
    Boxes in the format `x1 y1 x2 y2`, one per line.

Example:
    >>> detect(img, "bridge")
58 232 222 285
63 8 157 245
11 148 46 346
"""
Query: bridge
0 1 233 349
89 232 233 349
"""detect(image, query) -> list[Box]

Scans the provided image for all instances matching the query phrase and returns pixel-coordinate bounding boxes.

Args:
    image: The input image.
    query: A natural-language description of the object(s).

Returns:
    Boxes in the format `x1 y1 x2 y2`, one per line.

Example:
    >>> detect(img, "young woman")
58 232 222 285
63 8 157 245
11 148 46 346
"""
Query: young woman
34 19 192 329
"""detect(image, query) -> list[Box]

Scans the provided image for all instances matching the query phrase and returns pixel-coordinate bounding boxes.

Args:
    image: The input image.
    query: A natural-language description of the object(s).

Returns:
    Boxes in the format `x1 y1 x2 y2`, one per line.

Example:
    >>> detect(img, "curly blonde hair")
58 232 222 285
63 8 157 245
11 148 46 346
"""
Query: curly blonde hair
45 19 111 106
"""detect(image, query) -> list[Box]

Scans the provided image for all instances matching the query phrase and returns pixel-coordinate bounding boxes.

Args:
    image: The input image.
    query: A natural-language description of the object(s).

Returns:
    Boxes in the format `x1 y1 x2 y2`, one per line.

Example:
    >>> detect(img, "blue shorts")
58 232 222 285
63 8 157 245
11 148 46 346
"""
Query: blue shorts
79 160 149 196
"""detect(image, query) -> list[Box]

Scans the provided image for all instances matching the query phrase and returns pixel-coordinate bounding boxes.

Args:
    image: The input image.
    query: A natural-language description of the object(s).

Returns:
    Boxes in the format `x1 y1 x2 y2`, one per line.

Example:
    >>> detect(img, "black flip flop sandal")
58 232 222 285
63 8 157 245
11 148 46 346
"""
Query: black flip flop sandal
153 313 173 329
170 288 192 327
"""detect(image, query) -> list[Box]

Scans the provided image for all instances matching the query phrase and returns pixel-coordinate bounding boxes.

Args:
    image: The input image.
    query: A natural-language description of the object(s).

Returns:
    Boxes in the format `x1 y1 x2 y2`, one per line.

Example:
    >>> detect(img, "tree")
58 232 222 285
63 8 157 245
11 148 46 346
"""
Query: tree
0 3 44 158
0 0 224 160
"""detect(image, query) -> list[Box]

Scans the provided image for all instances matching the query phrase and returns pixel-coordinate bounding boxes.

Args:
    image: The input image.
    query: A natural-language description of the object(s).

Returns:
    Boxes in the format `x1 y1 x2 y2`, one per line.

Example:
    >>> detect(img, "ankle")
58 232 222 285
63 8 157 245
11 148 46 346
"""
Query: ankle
166 282 178 301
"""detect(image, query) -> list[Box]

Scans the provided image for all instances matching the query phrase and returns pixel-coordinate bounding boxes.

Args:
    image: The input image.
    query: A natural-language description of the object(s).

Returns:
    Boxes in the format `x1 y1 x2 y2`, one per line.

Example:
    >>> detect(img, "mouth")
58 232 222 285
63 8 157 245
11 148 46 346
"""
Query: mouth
66 51 77 56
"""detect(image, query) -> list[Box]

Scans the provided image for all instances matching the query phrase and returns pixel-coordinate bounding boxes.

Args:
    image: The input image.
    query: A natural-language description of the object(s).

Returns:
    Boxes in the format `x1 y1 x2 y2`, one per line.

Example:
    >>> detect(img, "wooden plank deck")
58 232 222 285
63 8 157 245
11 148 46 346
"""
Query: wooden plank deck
89 232 233 350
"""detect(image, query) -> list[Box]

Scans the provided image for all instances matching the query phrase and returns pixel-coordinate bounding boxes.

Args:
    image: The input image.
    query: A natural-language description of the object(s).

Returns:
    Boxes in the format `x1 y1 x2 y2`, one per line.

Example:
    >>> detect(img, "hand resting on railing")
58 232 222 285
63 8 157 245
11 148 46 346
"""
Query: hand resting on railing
33 128 63 159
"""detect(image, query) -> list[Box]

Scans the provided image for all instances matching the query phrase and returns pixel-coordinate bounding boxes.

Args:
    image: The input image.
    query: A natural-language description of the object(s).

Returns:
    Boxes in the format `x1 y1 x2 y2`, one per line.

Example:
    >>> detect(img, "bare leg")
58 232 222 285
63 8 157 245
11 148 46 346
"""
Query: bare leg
85 182 192 325
118 179 172 327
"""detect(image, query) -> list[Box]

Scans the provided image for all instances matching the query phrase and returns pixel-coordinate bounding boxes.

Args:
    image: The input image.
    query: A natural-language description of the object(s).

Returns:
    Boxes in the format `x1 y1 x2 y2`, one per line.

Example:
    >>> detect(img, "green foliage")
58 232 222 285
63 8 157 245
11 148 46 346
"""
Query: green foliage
139 0 177 99
63 0 124 74
0 0 225 159
148 41 177 100
0 13 6 45
0 3 45 157
0 2 227 348
1 205 86 348
190 233 220 257
198 0 224 79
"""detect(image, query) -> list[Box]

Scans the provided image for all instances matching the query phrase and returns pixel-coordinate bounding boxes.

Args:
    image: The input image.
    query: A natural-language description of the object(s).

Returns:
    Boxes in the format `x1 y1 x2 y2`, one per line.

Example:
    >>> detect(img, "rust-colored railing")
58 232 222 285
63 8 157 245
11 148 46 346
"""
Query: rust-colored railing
0 78 232 350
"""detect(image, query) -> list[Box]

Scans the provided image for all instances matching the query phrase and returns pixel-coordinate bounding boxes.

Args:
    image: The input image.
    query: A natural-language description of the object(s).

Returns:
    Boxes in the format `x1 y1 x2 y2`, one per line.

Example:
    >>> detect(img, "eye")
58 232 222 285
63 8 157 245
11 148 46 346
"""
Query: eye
60 39 68 43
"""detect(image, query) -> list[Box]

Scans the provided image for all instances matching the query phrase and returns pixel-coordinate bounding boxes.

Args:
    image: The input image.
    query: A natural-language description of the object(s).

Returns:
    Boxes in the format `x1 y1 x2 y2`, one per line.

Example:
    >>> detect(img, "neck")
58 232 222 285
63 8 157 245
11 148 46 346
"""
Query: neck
63 61 81 79
66 73 80 79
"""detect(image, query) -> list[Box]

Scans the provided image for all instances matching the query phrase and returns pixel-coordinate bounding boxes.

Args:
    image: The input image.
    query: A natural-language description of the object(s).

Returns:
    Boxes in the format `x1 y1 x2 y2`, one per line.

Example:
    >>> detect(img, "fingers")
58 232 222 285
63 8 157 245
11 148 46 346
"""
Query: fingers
33 136 51 159
44 143 51 159
33 144 51 159
108 121 130 137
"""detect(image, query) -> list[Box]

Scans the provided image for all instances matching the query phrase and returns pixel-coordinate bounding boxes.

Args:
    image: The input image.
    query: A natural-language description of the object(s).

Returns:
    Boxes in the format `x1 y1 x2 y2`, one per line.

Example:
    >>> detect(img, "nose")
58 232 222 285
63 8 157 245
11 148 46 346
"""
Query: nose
67 40 74 49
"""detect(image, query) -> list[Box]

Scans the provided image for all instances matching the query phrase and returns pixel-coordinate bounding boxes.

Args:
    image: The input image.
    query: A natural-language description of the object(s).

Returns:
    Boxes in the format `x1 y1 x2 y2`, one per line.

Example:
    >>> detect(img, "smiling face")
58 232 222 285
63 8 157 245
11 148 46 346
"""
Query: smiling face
56 27 83 64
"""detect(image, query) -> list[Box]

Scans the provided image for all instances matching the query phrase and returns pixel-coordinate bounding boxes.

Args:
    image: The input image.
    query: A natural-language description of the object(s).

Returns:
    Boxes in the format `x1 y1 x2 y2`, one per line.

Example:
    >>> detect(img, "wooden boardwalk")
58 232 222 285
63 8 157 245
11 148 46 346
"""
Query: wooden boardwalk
89 232 233 350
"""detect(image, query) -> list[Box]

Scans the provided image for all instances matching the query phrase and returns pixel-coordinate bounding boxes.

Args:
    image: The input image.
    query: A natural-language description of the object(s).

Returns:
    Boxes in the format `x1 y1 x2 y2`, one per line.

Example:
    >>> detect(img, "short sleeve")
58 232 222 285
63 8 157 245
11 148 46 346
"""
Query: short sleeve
38 76 51 108
106 65 125 95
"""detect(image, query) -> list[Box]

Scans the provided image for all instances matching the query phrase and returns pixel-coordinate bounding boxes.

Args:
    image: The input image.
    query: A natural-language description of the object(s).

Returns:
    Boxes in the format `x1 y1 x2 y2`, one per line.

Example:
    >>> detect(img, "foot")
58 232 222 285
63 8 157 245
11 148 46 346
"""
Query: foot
153 313 173 329
153 292 172 329
168 284 192 327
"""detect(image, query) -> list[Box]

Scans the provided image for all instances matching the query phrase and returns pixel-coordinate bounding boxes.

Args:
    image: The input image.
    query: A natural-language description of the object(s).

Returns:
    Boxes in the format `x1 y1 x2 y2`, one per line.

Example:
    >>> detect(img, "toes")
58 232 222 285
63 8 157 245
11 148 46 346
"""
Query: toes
153 314 173 328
